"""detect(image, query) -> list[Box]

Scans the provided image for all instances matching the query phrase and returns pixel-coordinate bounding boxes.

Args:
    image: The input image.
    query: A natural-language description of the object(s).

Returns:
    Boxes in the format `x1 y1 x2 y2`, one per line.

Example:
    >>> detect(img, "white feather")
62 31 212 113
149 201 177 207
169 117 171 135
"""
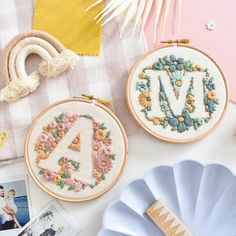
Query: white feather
95 0 126 22
120 1 138 37
101 0 134 26
141 0 153 31
133 0 146 35
175 0 182 33
85 0 103 12
161 0 170 40
153 0 164 43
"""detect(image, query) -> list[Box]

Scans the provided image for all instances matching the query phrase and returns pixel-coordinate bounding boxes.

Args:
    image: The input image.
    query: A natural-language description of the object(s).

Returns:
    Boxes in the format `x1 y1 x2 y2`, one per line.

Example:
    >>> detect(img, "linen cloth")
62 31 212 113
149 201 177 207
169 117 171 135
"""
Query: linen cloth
33 0 103 55
0 0 146 165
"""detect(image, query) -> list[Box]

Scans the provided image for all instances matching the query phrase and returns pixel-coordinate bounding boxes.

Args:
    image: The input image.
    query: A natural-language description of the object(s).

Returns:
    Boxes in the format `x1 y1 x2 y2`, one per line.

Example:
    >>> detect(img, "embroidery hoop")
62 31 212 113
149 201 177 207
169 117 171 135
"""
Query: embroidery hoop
24 97 128 202
0 30 79 102
126 43 229 143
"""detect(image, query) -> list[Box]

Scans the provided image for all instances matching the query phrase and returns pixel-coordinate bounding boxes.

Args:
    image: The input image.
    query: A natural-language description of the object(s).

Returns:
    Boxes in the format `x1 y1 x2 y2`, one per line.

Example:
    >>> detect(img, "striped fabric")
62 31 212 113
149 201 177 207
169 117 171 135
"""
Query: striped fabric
0 0 146 165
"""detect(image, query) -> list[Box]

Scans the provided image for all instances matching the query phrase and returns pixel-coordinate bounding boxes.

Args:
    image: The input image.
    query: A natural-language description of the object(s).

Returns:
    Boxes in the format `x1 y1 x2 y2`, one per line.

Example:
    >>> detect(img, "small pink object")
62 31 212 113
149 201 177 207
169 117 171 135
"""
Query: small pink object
72 138 78 144
206 20 216 31
74 182 82 192
44 169 54 181
49 120 57 129
65 177 75 186
56 123 65 131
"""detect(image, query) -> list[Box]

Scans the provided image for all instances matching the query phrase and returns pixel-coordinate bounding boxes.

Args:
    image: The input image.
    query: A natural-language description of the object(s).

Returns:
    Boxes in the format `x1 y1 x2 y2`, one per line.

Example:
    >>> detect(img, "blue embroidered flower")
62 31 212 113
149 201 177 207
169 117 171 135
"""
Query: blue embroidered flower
167 109 193 133
176 64 184 71
153 62 163 70
169 65 176 72
164 59 172 66
136 81 147 92
177 58 184 64
170 55 176 62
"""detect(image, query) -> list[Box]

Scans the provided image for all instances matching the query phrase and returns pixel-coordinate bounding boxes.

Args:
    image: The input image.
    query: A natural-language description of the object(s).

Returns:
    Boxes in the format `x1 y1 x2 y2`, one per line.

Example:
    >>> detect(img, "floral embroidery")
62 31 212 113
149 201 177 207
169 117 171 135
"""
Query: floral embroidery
35 113 116 192
68 133 81 152
137 54 219 133
138 90 151 110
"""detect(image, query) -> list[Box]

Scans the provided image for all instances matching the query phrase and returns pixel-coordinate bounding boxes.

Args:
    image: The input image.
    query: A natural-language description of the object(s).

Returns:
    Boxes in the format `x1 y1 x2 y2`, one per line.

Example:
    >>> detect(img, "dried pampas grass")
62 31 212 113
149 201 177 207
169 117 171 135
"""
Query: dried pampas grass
86 0 182 42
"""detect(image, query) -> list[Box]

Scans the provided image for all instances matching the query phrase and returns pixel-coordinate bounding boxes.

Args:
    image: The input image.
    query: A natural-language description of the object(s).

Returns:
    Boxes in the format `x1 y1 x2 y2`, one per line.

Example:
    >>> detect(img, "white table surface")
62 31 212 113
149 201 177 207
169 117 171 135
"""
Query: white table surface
1 102 236 236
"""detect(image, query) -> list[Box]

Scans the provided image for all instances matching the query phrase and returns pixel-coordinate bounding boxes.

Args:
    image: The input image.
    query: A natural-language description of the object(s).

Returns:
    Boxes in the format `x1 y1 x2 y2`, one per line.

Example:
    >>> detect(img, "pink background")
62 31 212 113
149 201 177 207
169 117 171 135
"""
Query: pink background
144 0 236 103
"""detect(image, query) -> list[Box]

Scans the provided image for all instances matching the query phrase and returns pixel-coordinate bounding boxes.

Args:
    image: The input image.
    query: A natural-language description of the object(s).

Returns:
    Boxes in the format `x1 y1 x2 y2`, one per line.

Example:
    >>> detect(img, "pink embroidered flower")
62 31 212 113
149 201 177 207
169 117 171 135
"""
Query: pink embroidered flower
65 122 72 129
72 138 79 144
72 114 79 121
65 178 75 186
57 123 65 131
94 155 112 173
63 157 68 163
62 116 69 124
65 112 72 119
104 145 113 155
92 151 98 158
49 120 57 129
66 162 72 169
44 169 54 181
93 141 101 151
93 122 100 130
44 141 51 149
39 134 48 142
104 138 112 146
67 168 73 175
48 136 55 143
55 137 61 143
74 181 82 192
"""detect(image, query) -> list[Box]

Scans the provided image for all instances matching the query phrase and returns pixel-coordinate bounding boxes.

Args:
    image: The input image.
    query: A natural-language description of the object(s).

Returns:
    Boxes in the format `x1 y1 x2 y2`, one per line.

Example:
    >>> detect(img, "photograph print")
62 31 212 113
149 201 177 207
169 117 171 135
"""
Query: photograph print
17 200 80 236
0 175 31 235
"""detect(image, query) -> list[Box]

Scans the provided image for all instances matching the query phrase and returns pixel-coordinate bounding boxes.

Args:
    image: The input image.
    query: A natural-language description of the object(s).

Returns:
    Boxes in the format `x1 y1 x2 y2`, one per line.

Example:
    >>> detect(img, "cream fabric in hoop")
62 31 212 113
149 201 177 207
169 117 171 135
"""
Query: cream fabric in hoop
0 30 79 103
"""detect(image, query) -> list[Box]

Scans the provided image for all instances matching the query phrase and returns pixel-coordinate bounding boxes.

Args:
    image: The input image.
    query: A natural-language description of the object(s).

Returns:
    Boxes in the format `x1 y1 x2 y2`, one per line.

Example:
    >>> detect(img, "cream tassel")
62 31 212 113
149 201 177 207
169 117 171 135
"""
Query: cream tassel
38 49 79 77
0 72 40 102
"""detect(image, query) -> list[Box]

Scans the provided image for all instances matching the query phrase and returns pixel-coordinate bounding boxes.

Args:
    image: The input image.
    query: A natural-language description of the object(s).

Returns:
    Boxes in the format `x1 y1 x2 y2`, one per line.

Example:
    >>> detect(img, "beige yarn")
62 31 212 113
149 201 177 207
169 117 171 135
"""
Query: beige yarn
0 72 40 102
0 41 79 103
38 49 79 77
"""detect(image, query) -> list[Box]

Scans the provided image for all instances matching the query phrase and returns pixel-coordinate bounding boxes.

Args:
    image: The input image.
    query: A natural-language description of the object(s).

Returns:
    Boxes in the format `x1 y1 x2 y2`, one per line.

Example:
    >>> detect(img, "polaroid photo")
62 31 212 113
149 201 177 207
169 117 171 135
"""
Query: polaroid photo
0 175 32 236
17 200 80 236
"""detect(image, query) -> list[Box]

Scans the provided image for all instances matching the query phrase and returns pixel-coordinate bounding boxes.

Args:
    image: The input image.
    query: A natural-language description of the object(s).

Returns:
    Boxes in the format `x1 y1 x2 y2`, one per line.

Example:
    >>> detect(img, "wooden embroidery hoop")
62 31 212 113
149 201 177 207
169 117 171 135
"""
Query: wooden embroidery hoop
24 97 128 202
126 41 229 144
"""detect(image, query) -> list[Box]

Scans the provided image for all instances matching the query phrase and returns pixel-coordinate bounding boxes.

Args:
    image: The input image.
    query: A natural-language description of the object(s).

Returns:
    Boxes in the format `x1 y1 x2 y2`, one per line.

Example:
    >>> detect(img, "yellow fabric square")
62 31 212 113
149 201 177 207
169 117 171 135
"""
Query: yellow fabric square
33 0 103 55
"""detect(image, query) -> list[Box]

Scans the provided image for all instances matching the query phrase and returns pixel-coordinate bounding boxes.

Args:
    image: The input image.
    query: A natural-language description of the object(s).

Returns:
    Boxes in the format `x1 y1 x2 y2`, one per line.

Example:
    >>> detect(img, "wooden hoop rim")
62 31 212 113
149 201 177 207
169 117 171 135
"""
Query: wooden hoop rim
24 97 128 202
126 44 229 144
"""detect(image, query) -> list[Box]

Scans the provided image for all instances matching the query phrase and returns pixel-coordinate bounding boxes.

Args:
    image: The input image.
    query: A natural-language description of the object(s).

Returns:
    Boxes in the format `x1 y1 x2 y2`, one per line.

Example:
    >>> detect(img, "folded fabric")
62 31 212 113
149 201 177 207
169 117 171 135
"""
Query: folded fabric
33 0 103 55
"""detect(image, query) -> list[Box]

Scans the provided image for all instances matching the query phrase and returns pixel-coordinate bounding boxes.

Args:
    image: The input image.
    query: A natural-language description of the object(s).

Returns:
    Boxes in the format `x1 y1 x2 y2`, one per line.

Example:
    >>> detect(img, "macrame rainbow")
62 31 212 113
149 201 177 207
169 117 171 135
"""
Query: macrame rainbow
0 30 79 102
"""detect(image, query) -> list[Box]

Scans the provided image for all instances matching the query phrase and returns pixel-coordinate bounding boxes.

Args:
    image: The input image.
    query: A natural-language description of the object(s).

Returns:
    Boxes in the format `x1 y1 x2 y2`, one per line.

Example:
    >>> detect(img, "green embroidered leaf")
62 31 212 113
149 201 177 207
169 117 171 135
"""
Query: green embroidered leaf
101 174 105 180
99 123 107 130
60 180 65 189
83 114 93 120
59 113 64 120
68 185 74 191
51 131 58 138
193 122 198 130
61 172 69 179
55 116 61 124
106 131 111 137
163 121 168 128
39 169 44 175
110 154 116 160
171 126 177 131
